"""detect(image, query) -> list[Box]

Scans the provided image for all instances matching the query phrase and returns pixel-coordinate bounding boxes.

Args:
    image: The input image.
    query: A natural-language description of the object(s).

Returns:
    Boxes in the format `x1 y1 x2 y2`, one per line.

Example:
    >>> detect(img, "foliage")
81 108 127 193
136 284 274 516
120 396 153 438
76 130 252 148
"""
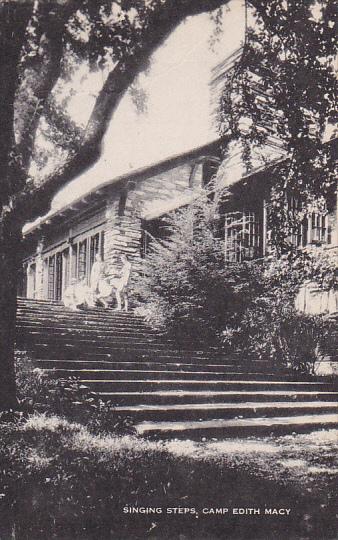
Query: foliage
1 0 232 221
225 248 336 372
264 247 337 292
14 352 134 435
217 0 337 249
133 190 265 346
227 297 332 374
135 194 336 371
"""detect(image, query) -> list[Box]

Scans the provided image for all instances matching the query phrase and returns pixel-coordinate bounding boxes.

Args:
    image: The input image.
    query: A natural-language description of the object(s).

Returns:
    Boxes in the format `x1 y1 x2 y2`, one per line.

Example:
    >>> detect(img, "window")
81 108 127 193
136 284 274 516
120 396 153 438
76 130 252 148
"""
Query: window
89 232 101 279
100 231 105 259
287 196 331 248
224 211 261 262
62 248 70 293
44 227 105 300
71 243 78 279
310 212 329 244
90 233 100 267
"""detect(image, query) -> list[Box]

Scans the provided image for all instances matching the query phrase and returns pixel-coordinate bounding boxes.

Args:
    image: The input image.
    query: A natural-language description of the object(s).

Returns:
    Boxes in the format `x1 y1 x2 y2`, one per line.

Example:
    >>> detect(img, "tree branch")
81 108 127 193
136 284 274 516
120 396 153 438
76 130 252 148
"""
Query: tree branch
15 0 82 173
40 97 83 151
20 0 231 221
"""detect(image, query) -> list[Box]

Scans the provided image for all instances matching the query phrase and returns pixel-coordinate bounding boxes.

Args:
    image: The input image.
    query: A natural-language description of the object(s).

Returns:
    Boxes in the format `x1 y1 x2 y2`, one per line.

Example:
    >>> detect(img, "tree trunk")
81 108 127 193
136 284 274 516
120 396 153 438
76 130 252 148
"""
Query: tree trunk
0 212 22 410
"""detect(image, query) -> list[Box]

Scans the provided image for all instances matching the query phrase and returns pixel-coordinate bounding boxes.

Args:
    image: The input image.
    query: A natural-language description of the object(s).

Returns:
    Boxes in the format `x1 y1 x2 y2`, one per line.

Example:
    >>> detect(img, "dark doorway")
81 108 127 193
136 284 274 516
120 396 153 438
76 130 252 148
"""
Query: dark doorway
141 217 171 257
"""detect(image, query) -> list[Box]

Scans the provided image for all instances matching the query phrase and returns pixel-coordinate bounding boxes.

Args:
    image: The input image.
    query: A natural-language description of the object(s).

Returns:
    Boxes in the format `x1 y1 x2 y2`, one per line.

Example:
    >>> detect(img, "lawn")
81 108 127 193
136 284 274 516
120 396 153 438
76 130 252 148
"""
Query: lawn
0 414 337 540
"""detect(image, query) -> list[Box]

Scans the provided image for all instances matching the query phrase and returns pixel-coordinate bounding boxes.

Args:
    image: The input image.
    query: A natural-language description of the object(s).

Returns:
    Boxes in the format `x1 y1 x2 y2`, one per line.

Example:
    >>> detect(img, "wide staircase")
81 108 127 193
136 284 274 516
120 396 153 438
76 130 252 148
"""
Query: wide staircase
16 298 338 439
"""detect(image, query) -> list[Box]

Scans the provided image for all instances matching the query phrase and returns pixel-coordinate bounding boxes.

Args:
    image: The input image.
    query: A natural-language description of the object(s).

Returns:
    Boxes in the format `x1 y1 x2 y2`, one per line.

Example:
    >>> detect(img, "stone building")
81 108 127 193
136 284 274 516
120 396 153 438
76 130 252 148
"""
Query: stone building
20 140 221 301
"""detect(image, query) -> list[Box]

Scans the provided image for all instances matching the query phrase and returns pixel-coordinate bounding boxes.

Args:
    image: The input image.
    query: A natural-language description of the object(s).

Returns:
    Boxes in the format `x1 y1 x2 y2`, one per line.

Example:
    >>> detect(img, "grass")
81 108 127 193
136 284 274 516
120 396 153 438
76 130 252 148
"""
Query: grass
0 414 337 540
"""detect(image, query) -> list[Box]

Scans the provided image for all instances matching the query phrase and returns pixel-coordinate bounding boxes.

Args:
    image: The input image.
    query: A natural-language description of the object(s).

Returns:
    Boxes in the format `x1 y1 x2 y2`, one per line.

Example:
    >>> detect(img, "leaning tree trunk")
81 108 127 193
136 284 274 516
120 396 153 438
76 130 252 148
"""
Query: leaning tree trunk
0 212 22 410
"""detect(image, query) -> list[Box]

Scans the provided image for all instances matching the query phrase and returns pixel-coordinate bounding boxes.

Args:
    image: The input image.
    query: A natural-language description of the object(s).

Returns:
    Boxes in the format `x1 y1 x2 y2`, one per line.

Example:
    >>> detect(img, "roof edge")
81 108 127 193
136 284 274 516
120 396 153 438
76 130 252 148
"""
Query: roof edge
23 138 222 237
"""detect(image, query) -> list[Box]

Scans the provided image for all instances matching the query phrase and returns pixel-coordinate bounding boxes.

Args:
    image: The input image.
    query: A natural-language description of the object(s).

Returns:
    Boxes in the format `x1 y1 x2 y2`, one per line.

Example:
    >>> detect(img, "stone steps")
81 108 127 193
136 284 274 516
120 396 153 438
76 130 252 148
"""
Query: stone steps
34 359 243 372
19 333 208 353
42 368 301 380
16 314 154 335
135 413 338 439
78 379 332 393
16 321 166 340
17 303 148 323
32 346 233 364
17 297 145 317
116 401 338 422
16 298 338 439
16 311 157 332
94 390 338 406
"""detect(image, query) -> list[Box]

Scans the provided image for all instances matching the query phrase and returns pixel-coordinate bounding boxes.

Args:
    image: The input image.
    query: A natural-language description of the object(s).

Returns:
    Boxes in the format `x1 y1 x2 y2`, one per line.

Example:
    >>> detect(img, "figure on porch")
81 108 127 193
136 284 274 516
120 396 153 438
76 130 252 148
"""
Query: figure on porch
63 278 77 309
64 278 93 310
96 263 115 308
90 253 104 296
111 254 132 311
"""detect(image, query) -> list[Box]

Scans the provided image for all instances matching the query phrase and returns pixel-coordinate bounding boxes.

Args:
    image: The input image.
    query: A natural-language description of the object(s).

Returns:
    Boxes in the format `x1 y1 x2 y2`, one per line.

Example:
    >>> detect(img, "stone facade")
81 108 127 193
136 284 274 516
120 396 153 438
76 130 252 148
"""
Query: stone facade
101 159 207 282
21 142 219 301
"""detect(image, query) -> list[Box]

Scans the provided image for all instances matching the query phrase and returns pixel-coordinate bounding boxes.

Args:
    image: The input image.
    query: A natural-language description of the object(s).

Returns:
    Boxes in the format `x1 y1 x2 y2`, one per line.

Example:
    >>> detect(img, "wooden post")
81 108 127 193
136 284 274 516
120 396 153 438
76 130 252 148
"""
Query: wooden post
86 237 90 285
26 262 32 298
69 243 73 283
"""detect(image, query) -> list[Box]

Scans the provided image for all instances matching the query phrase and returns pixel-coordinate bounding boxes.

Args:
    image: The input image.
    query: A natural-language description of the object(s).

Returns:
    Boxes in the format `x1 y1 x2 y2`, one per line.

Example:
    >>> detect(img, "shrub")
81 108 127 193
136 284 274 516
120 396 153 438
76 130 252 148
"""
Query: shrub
15 352 134 435
133 191 265 346
227 295 333 373
220 249 336 372
134 192 336 372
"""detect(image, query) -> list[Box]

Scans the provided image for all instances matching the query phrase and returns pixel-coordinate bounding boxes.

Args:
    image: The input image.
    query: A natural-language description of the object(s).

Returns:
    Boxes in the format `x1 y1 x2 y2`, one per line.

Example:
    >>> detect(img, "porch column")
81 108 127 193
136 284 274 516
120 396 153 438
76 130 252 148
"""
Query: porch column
34 239 45 300
26 263 32 298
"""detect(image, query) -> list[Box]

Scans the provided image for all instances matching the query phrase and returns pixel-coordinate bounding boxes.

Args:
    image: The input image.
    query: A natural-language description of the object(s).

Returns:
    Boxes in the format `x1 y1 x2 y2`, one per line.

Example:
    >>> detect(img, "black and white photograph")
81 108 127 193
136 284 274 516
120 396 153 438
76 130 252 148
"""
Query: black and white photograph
0 0 337 538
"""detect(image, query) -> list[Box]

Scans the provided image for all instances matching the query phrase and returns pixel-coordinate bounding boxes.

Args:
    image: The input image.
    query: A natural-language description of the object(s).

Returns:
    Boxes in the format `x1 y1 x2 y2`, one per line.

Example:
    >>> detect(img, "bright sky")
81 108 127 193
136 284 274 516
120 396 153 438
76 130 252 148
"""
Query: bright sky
50 1 245 209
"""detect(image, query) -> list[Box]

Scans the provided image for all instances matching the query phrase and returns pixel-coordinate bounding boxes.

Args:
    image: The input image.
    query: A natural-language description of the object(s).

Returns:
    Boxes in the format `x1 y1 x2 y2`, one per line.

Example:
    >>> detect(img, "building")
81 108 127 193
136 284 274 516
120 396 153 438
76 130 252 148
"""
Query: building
20 140 221 301
20 134 337 314
218 141 338 264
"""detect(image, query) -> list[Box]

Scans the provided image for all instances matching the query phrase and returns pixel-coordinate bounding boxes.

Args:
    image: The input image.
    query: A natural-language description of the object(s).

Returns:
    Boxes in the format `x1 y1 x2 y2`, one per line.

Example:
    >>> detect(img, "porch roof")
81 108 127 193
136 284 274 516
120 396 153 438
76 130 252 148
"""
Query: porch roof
24 135 337 238
23 139 221 238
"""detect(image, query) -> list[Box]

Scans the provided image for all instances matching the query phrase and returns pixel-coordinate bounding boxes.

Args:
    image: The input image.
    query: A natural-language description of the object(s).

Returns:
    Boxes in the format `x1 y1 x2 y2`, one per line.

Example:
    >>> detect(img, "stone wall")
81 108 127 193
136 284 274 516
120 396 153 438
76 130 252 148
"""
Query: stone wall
103 161 203 281
104 194 143 281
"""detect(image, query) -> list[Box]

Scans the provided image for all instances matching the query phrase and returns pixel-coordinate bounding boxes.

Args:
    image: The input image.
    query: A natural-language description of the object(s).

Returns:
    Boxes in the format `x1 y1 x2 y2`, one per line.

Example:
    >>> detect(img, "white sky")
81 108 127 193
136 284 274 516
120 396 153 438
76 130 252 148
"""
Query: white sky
51 1 245 209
